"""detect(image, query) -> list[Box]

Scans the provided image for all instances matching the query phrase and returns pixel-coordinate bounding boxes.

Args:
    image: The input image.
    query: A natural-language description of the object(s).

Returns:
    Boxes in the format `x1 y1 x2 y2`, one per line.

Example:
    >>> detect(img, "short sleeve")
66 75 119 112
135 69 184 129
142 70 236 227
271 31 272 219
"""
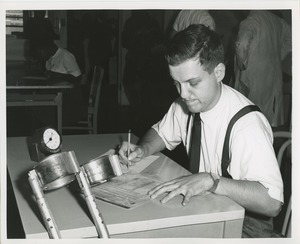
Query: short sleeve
63 53 81 77
228 113 284 203
152 99 189 151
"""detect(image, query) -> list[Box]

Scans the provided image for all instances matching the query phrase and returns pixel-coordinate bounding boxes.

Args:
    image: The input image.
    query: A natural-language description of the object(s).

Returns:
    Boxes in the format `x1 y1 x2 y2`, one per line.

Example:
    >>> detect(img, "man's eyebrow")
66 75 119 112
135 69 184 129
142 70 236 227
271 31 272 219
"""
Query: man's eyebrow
185 77 200 83
172 76 200 84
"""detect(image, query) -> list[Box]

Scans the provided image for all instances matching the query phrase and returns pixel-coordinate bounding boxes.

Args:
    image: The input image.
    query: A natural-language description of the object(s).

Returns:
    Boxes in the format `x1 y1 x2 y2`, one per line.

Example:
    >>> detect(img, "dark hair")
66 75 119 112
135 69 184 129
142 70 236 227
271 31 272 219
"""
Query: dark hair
166 24 224 74
30 38 55 51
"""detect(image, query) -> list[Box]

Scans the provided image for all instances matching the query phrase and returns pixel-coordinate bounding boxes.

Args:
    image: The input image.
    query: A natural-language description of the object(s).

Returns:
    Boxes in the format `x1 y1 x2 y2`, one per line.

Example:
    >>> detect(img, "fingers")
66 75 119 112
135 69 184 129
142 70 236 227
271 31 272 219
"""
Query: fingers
128 147 141 161
119 155 133 167
148 182 178 199
148 180 191 204
148 178 180 195
148 175 203 205
182 191 193 206
160 187 183 204
118 142 144 163
127 147 144 162
118 142 128 159
149 183 195 205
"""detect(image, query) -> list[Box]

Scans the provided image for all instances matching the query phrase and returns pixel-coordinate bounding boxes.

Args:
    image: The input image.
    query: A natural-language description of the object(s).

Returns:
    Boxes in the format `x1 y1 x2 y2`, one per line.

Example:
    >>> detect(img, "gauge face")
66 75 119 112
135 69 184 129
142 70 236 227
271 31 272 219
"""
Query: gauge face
42 128 61 151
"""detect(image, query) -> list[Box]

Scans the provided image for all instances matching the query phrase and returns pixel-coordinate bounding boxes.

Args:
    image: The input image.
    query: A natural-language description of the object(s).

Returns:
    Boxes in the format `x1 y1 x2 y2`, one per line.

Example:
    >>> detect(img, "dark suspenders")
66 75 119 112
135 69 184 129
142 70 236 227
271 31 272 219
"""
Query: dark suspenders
187 105 261 178
221 105 261 178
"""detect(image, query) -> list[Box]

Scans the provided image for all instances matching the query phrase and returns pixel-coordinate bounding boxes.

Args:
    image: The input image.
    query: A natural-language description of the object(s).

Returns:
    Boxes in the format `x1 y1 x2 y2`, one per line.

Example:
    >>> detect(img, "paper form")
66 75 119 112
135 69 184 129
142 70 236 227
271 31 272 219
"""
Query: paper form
91 150 161 209
92 172 162 209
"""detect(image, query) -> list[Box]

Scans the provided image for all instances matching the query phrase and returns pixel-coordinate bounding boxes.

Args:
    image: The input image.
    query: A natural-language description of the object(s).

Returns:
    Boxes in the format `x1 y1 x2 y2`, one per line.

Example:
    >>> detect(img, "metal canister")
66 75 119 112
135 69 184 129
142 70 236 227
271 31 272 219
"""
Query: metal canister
33 151 78 190
81 154 123 185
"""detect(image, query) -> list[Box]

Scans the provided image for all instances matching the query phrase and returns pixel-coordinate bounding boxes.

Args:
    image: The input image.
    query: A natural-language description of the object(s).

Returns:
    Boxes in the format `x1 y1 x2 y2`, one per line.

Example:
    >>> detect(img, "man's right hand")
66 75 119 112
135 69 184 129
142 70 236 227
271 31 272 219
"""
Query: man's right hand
118 142 145 166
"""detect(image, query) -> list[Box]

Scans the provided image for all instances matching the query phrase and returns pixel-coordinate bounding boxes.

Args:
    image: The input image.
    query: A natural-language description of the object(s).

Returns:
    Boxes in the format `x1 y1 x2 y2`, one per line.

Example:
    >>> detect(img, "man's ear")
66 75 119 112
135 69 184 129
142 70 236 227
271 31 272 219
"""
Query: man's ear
214 63 225 83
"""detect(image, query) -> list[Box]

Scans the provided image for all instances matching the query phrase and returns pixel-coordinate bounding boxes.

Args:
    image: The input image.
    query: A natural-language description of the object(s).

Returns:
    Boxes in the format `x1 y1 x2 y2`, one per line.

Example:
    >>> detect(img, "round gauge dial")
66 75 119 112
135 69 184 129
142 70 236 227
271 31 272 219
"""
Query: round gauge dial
38 127 62 154
43 128 61 151
29 126 63 162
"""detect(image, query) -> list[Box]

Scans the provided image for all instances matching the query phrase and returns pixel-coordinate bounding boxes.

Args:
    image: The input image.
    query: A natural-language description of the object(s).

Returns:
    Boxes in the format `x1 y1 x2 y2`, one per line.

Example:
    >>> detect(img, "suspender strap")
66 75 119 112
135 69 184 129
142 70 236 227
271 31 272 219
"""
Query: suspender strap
221 105 261 178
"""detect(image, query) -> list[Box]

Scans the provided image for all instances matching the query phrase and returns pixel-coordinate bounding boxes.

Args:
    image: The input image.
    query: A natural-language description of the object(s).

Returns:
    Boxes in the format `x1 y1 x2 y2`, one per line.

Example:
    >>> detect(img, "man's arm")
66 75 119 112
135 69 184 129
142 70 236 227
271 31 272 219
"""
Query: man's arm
137 128 166 158
215 177 282 217
148 172 282 217
47 71 81 85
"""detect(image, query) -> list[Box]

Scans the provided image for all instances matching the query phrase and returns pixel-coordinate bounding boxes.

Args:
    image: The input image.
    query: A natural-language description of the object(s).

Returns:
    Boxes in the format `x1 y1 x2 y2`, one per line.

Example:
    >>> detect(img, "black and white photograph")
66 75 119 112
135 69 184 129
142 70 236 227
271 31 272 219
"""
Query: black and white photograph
1 0 299 243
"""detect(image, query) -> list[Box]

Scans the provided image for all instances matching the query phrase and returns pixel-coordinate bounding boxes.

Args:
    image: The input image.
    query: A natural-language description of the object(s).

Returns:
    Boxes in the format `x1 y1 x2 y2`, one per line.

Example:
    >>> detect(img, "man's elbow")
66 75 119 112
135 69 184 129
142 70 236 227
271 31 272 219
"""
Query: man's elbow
265 200 282 217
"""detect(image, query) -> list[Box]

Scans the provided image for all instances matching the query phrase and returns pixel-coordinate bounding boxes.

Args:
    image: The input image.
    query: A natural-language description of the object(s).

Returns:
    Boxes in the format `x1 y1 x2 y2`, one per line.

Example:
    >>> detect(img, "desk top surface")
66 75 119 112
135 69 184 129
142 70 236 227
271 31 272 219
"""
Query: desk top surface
7 83 73 90
7 77 73 90
6 134 244 239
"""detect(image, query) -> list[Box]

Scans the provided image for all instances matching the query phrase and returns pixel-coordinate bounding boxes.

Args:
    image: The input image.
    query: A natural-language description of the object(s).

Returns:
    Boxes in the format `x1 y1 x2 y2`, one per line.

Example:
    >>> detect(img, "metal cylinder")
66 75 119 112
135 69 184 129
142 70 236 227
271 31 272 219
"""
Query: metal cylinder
33 151 78 191
76 170 110 238
81 154 123 185
28 170 61 239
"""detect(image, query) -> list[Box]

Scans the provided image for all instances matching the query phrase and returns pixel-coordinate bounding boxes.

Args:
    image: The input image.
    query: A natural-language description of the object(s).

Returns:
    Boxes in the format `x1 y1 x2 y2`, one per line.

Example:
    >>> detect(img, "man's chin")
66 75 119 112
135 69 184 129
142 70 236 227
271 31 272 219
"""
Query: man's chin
184 100 203 113
187 106 201 114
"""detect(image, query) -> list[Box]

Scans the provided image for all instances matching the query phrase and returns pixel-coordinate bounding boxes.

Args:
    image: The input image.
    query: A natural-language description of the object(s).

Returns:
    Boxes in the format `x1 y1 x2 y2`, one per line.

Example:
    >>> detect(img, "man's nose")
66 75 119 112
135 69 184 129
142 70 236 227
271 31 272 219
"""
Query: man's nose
179 84 189 99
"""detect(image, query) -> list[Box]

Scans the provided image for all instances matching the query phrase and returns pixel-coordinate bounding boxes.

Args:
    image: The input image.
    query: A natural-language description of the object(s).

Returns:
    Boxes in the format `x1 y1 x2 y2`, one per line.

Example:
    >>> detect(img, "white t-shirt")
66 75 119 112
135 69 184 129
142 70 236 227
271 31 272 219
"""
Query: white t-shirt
152 83 283 203
173 10 216 32
46 48 81 77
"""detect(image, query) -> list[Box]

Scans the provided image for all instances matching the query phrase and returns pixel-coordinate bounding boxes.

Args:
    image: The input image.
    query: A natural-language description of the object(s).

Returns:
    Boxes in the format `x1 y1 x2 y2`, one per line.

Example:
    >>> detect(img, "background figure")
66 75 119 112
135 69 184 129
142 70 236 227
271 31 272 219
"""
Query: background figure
170 10 216 39
234 10 291 127
24 10 57 42
122 10 172 133
209 10 247 86
170 10 243 86
67 15 86 80
82 12 114 85
31 38 85 126
24 10 58 74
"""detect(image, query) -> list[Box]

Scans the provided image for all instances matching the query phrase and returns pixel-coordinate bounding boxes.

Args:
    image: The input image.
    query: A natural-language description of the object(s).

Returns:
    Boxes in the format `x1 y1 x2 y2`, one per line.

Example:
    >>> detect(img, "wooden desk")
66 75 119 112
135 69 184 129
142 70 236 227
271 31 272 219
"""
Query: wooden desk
6 134 245 239
6 81 73 134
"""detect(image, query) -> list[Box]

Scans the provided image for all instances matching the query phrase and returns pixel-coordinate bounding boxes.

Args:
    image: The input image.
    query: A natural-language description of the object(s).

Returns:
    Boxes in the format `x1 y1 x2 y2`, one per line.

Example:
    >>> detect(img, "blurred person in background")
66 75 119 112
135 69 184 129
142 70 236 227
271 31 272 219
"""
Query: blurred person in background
31 38 85 126
170 10 216 39
234 10 292 127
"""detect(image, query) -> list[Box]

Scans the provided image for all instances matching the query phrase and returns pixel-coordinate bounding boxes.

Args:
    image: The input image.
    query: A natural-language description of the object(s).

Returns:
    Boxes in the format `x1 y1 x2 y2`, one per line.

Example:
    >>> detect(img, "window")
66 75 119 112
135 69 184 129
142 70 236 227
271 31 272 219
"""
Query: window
6 10 24 35
6 10 50 36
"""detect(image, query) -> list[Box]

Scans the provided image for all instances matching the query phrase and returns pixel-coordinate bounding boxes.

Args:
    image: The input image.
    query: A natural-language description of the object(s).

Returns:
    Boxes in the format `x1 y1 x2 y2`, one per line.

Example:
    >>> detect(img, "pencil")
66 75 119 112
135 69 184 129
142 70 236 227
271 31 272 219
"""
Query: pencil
127 129 131 158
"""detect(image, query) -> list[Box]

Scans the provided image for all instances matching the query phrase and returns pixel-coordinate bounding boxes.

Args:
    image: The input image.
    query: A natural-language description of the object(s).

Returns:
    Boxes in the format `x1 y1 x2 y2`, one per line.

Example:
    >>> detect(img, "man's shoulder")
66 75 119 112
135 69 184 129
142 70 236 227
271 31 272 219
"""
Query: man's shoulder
223 84 253 107
55 48 77 62
222 84 269 128
57 48 74 56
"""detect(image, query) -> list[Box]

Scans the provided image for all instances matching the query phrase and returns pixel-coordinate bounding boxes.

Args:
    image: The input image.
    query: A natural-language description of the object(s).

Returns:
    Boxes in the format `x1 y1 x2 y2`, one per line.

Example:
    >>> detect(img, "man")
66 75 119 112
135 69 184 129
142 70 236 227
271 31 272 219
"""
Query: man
25 10 58 60
119 24 283 238
170 9 216 39
121 10 167 133
170 10 215 40
32 38 85 125
33 38 82 84
234 10 292 127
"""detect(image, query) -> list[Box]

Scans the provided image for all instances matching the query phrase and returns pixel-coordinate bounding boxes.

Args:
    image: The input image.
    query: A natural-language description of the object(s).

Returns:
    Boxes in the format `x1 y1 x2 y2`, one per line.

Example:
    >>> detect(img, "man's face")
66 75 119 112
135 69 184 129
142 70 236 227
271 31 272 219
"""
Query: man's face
169 58 222 113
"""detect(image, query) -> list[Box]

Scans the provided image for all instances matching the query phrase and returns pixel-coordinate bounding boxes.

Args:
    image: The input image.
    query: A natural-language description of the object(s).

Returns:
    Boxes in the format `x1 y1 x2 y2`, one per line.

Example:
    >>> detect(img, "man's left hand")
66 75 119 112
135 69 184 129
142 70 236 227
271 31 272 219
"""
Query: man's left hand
148 172 214 206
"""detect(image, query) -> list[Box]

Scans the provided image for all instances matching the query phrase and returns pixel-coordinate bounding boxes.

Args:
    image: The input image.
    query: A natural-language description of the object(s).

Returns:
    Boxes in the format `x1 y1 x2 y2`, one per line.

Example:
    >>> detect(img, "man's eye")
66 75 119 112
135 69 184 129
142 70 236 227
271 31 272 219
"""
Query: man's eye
189 80 199 87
